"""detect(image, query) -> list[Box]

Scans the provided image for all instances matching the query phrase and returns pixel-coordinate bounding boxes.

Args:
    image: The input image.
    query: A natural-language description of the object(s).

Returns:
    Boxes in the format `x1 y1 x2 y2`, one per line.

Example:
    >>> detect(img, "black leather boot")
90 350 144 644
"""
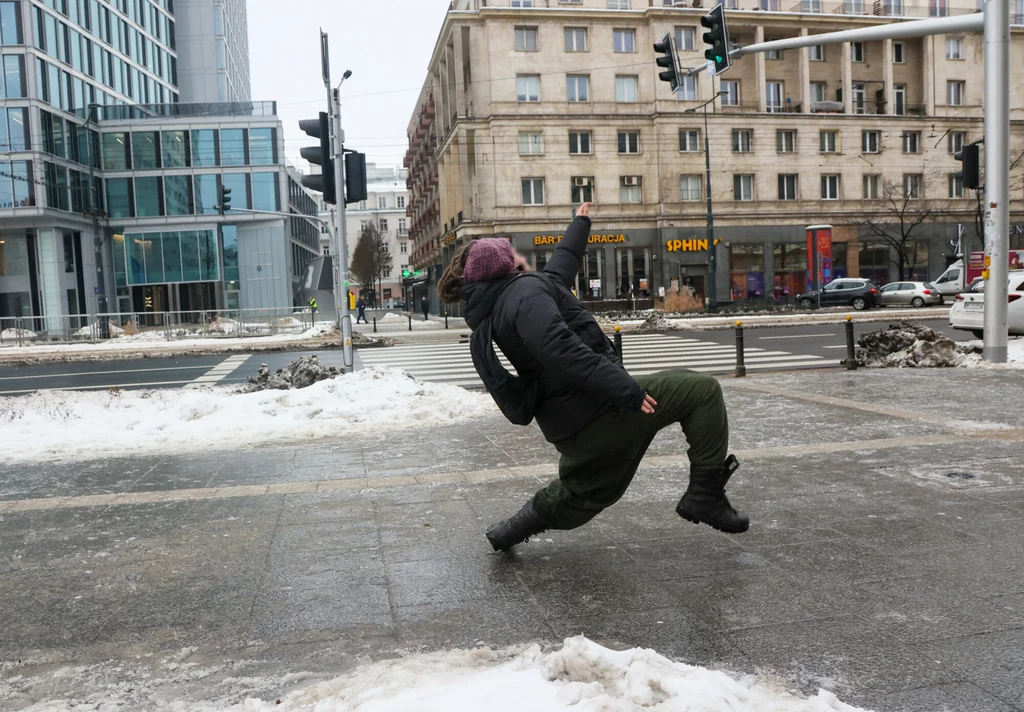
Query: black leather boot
676 454 750 534
486 499 549 552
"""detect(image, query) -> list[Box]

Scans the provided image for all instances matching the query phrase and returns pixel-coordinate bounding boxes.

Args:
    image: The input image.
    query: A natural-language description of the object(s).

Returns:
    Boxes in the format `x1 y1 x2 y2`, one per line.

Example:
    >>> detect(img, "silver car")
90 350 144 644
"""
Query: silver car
878 281 944 307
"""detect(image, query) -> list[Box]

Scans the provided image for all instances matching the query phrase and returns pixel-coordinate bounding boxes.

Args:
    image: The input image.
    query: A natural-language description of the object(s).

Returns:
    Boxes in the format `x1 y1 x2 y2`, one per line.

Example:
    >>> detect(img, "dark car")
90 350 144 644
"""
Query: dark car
796 279 879 311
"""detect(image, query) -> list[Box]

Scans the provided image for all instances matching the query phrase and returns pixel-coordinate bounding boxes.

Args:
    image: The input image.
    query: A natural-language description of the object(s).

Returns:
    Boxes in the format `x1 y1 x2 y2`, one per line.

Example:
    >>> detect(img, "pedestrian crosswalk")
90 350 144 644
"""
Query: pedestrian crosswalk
358 333 829 388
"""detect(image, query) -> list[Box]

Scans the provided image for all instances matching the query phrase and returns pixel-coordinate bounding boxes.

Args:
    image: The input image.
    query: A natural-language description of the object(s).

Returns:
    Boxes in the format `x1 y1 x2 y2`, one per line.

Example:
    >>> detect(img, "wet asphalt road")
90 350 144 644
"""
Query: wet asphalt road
0 319 968 396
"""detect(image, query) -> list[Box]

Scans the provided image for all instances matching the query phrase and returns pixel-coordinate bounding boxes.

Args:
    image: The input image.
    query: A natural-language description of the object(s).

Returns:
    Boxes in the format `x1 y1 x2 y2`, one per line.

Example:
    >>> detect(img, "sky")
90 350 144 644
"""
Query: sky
248 0 453 173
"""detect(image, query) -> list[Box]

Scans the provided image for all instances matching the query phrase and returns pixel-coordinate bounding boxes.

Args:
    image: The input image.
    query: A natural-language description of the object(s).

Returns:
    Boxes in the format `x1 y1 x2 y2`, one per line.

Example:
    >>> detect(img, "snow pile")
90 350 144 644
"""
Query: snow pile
242 356 343 392
207 317 241 334
72 321 125 338
379 312 408 322
0 327 37 340
353 331 395 348
856 322 976 368
959 337 1024 369
303 321 338 338
274 316 304 328
201 636 866 712
636 312 677 333
0 367 496 462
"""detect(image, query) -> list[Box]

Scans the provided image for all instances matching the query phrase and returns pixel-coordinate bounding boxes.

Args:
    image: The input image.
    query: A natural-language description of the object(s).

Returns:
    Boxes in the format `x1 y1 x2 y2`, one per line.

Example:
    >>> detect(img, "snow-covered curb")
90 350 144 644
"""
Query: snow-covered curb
191 636 866 712
959 338 1024 369
615 308 948 332
0 367 497 463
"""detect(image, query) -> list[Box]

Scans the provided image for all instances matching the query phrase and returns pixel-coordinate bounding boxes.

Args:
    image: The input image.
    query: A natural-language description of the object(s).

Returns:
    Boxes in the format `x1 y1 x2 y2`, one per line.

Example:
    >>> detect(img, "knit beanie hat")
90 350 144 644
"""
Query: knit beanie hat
463 238 516 284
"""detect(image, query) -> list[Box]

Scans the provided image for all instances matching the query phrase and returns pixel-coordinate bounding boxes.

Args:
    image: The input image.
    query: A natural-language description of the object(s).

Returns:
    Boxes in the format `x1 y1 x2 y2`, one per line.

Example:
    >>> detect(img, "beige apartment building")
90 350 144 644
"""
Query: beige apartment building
405 0 1024 309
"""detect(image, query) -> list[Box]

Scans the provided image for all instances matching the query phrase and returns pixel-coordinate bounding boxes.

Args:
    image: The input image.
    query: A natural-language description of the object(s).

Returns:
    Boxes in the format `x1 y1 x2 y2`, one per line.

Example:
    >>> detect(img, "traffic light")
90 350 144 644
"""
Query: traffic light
700 4 732 76
344 151 368 205
955 142 981 190
299 112 337 204
218 183 231 215
653 33 681 92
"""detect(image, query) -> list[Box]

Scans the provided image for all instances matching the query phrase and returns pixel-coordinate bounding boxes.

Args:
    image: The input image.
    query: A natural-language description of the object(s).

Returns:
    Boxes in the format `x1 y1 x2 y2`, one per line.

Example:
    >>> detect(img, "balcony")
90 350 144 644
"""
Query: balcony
90 101 278 121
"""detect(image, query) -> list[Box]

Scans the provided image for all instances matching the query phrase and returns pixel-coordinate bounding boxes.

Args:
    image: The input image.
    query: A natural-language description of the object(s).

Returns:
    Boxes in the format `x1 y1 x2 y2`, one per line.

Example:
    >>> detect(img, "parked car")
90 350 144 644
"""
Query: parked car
877 281 944 307
949 272 1024 338
796 279 879 311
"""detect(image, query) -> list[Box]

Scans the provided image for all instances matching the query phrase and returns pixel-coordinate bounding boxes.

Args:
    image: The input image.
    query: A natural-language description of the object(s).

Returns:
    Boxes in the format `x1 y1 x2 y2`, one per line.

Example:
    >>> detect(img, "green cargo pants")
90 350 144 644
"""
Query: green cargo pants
532 369 729 530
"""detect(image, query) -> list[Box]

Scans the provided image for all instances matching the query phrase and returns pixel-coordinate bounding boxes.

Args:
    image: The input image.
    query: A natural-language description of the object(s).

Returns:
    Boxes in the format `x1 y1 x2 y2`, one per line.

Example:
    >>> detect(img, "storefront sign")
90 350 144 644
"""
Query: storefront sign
441 233 457 246
665 239 719 252
589 279 601 289
534 234 627 246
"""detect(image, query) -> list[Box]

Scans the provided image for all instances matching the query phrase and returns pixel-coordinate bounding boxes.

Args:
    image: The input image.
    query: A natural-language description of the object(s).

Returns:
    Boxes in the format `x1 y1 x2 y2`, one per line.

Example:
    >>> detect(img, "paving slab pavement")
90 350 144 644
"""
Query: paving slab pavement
1 367 1024 711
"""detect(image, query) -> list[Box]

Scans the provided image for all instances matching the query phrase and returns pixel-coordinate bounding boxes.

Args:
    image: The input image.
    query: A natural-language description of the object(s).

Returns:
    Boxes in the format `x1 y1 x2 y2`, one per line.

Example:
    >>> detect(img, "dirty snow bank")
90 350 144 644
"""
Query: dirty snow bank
959 337 1024 369
854 322 1024 369
0 367 496 462
0 327 37 340
191 636 866 712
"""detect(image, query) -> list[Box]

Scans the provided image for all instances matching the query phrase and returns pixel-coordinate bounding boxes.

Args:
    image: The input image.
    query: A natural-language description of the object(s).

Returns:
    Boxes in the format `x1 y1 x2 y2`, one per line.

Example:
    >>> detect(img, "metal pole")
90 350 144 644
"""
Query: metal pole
613 325 623 363
845 316 857 370
703 103 717 311
735 321 746 377
982 0 1009 363
332 89 354 369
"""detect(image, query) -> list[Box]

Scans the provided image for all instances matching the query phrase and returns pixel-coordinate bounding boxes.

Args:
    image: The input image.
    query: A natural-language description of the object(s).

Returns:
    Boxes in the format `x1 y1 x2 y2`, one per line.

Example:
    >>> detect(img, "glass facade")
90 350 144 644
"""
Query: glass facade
103 132 130 170
115 230 220 286
164 175 192 215
194 173 218 214
106 177 132 218
132 131 159 169
249 128 274 165
251 172 277 211
858 241 890 284
773 243 808 295
1 107 27 151
135 175 162 216
191 129 217 167
0 233 30 276
1 54 24 97
729 245 766 299
221 172 249 210
161 130 187 167
615 248 651 298
220 128 246 166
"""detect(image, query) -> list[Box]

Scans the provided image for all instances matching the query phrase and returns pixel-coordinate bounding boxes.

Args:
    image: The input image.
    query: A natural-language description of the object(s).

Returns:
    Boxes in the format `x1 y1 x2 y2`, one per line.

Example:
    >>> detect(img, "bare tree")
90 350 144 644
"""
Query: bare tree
373 235 393 305
350 223 394 307
860 178 939 280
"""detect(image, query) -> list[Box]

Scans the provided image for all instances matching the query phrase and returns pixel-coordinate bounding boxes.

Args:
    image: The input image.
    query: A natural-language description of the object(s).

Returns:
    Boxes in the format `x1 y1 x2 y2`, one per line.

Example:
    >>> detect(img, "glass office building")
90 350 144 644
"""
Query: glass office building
0 0 320 327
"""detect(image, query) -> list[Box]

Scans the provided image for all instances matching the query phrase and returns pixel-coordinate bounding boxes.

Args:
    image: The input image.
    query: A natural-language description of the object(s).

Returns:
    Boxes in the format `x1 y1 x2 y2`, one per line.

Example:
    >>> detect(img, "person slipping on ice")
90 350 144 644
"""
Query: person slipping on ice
437 203 749 552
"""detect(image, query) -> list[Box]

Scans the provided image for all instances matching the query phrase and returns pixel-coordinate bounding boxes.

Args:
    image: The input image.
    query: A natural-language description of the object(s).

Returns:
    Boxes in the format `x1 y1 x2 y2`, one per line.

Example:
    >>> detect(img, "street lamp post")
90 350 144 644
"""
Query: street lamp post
685 90 728 310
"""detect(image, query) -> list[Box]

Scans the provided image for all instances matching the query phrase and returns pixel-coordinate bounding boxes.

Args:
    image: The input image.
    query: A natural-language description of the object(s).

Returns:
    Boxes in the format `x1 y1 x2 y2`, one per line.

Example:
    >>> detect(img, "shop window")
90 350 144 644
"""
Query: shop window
831 242 849 279
615 247 651 298
584 249 603 299
730 244 766 301
859 241 891 285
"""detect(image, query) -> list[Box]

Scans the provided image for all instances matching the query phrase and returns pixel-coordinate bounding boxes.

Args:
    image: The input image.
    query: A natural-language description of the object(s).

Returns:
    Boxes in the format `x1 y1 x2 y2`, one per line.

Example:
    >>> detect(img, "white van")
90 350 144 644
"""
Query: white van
931 261 965 298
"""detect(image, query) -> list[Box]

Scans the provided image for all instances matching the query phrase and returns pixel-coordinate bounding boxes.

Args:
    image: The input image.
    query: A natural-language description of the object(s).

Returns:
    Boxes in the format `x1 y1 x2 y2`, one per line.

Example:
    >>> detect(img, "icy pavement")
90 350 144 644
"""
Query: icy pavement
2 368 1024 711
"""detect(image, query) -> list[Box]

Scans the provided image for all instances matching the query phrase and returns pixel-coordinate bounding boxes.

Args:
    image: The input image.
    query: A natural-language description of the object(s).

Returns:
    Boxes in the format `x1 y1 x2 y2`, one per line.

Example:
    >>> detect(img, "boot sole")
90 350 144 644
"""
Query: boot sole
677 508 750 534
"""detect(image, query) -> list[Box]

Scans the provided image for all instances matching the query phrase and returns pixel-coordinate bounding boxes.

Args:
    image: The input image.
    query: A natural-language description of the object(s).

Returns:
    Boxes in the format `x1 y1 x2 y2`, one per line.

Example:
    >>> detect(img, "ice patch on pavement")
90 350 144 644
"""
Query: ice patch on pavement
0 366 496 462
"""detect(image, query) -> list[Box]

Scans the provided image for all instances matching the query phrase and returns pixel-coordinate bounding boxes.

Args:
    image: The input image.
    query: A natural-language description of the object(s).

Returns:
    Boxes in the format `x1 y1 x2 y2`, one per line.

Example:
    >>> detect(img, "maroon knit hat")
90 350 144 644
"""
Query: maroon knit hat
463 239 516 284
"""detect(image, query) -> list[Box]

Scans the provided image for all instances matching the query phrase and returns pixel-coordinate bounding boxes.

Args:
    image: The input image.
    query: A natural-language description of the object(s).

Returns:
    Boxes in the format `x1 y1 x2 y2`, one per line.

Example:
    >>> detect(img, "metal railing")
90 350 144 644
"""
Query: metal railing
0 307 320 347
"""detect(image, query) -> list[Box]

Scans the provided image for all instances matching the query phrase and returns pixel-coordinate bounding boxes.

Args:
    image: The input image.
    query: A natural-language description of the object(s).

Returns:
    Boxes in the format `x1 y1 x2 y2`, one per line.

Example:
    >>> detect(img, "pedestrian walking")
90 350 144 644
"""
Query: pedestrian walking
308 296 318 323
356 297 368 324
438 203 748 551
421 296 430 321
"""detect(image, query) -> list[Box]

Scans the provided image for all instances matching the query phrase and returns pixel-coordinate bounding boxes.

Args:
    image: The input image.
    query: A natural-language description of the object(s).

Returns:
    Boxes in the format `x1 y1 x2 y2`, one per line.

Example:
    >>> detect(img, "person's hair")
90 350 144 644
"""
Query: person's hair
438 243 474 304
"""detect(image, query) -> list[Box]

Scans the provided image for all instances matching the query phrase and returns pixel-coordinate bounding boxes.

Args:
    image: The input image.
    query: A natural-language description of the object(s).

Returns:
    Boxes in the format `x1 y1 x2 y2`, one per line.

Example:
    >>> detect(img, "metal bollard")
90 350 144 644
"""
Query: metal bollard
373 317 377 333
445 311 449 329
408 313 413 331
613 325 623 363
845 315 857 370
735 320 746 378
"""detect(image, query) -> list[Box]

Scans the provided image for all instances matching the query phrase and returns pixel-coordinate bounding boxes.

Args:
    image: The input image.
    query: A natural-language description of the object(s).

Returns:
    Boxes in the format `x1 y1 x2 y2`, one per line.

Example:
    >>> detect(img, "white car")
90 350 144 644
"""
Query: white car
949 272 1024 338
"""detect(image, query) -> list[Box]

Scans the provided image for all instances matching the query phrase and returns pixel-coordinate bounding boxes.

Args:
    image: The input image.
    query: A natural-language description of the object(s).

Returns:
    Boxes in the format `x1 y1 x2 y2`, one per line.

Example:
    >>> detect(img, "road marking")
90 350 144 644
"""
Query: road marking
755 333 837 340
184 354 251 389
2 432 1018 514
0 365 211 382
0 379 198 395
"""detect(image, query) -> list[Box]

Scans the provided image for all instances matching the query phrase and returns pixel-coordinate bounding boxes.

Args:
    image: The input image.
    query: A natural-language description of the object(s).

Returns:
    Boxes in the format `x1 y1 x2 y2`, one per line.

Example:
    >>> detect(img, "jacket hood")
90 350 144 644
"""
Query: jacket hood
460 275 518 330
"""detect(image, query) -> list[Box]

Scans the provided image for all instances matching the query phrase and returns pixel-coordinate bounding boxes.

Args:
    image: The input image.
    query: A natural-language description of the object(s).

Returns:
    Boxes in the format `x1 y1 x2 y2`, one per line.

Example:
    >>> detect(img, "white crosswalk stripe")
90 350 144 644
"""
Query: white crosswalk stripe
358 334 830 388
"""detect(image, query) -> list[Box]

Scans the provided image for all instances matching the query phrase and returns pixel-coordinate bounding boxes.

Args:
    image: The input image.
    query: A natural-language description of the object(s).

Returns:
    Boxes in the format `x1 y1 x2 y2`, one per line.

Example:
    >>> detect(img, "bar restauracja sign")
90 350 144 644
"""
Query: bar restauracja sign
534 234 627 245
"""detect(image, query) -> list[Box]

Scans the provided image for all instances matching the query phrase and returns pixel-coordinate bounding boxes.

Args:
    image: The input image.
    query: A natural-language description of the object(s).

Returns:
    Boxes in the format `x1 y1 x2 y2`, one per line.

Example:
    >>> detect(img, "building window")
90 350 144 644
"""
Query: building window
378 196 388 209
571 176 594 204
903 131 920 153
776 130 796 153
165 175 193 215
379 218 388 232
809 44 824 61
893 41 905 63
617 131 640 154
221 173 250 210
863 174 881 200
569 130 591 154
220 128 247 166
516 74 541 102
946 36 963 59
161 130 189 168
778 174 798 200
811 82 827 104
606 0 628 8
676 75 698 101
249 128 276 166
252 172 279 212
615 75 638 102
947 80 964 106
1 2 22 45
619 176 642 203
949 131 965 154
102 132 131 170
721 80 739 106
397 196 406 209
613 29 635 53
862 130 880 153
732 129 753 153
134 176 163 217
679 129 700 152
680 174 702 201
399 219 408 235
519 131 544 155
400 240 409 252
194 174 219 214
903 173 922 199
566 74 589 102
821 174 840 200
819 130 838 153
852 41 865 62
894 84 907 115
733 174 754 201
765 40 782 60
514 26 538 52
564 27 587 51
949 173 964 198
511 0 535 6
522 178 545 205
191 129 217 167
766 81 784 112
675 27 695 51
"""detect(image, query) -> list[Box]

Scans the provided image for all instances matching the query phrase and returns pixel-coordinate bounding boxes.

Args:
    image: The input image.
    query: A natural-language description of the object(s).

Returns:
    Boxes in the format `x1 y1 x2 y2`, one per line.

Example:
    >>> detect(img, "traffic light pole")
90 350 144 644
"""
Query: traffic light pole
333 88 354 369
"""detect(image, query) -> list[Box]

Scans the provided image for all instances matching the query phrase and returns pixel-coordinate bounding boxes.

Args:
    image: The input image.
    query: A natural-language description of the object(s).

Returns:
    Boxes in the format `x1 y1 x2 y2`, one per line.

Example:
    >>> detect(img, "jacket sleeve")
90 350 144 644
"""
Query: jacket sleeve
542 216 591 289
514 289 645 412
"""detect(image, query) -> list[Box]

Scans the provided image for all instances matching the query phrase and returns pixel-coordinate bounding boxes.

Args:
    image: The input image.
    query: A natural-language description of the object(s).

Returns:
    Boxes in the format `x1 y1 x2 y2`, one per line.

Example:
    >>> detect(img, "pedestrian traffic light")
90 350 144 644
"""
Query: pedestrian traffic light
700 4 732 76
344 151 368 205
955 142 981 190
653 33 681 92
299 112 337 204
218 183 231 215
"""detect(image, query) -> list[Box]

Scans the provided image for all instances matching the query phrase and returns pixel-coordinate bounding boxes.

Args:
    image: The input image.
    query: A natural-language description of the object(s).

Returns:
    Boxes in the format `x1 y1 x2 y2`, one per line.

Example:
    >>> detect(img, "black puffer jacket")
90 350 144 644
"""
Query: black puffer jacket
461 216 646 443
